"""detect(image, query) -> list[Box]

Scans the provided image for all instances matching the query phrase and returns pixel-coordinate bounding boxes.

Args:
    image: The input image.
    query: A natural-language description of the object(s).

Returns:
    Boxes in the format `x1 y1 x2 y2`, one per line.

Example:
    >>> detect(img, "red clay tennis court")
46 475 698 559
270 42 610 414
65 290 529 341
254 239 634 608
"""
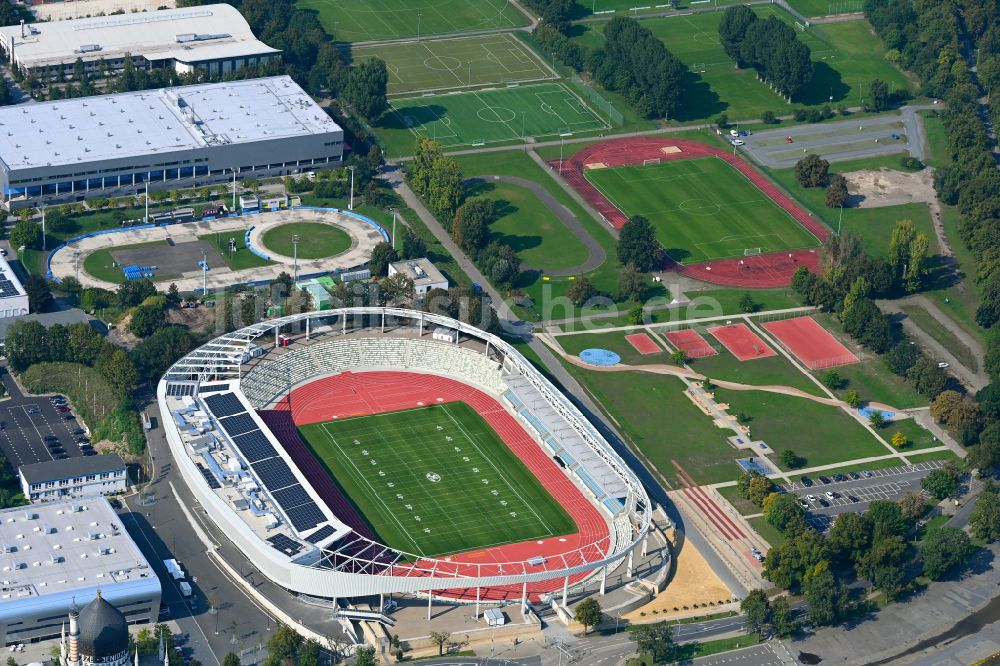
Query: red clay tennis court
625 332 661 354
763 317 859 370
664 329 717 358
707 323 776 361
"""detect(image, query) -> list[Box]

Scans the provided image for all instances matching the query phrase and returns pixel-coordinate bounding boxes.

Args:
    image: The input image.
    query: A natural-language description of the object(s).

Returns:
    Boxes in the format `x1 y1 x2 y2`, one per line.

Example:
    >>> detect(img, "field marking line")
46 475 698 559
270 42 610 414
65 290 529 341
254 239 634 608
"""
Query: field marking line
471 88 522 139
441 402 559 536
420 39 467 88
319 420 428 557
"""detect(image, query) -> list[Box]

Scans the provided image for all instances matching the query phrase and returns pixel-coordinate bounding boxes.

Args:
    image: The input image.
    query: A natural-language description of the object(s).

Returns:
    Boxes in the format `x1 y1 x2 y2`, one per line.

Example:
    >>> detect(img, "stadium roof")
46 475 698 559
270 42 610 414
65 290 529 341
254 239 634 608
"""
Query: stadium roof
19 454 126 485
0 5 279 69
0 75 341 171
0 498 155 602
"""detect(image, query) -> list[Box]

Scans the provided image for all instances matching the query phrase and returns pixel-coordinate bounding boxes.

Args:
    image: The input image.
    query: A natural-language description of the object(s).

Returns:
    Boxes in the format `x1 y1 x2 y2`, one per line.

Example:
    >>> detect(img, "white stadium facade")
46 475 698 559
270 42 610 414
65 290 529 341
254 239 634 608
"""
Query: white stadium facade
157 308 650 606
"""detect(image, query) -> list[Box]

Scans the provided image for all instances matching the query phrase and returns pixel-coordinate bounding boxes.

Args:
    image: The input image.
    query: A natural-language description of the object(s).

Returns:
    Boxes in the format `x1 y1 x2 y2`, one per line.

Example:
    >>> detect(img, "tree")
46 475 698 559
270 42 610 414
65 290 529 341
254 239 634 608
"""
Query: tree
842 297 893 353
452 198 495 252
763 492 806 534
890 431 908 448
907 356 948 399
574 597 602 634
868 410 885 429
567 277 596 307
971 423 1000 471
746 475 774 505
670 349 686 365
617 215 660 272
857 534 906 600
25 275 52 312
629 622 674 664
400 227 427 260
828 512 871 565
221 655 240 666
867 78 890 112
803 564 842 626
617 263 648 302
429 631 451 656
921 527 975 580
738 292 758 313
368 242 396 277
355 646 377 666
921 466 959 500
740 589 771 637
867 500 908 542
9 218 41 250
845 389 862 408
128 301 166 338
899 491 925 519
932 390 966 424
820 370 843 390
719 5 757 66
970 485 1000 542
826 174 849 208
780 449 804 469
795 154 830 188
343 57 388 121
770 596 797 638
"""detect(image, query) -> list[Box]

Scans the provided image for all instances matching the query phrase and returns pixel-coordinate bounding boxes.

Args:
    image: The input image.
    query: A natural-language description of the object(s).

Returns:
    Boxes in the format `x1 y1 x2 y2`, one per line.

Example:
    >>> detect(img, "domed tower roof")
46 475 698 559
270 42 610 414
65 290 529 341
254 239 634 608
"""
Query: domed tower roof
76 591 128 660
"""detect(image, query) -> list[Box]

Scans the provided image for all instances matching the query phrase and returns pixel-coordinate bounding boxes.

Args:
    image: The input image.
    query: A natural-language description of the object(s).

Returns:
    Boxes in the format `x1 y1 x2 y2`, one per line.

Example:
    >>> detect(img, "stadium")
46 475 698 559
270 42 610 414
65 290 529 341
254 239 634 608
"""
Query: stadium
157 308 650 609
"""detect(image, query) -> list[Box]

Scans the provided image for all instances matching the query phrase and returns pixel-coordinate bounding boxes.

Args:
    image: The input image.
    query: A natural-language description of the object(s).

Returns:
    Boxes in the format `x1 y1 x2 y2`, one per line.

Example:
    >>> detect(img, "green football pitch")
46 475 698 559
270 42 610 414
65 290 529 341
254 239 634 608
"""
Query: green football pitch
352 34 557 95
584 157 820 263
386 83 609 150
298 0 528 42
296 402 576 558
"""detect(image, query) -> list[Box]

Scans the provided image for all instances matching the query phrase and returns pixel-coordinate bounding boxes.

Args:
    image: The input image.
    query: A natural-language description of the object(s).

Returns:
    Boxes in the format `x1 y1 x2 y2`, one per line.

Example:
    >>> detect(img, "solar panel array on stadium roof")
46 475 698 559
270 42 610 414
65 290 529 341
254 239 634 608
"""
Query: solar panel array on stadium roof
202 391 327 534
304 524 335 544
167 383 195 397
266 533 303 556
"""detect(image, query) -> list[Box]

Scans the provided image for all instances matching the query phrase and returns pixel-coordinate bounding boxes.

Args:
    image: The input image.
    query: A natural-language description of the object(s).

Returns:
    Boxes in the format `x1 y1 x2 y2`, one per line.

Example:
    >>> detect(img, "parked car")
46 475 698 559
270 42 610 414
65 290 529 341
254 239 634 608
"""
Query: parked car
83 450 96 456
863 470 874 478
847 495 859 503
801 476 813 487
833 474 847 482
849 472 861 480
798 499 810 509
27 407 41 414
730 138 744 146
806 494 818 503
818 498 830 507
819 476 832 484
43 435 58 442
64 414 75 420
55 407 69 413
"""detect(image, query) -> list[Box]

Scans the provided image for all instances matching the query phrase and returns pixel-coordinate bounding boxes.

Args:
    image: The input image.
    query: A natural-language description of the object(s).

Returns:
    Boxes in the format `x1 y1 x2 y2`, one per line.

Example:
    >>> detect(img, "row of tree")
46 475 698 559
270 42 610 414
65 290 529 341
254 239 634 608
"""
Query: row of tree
719 6 814 100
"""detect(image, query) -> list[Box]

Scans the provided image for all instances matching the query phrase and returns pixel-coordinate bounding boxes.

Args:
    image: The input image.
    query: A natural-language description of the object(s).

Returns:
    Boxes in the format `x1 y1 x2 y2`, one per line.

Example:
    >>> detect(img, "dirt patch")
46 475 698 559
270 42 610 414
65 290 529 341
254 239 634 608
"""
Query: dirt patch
842 167 937 208
165 305 217 334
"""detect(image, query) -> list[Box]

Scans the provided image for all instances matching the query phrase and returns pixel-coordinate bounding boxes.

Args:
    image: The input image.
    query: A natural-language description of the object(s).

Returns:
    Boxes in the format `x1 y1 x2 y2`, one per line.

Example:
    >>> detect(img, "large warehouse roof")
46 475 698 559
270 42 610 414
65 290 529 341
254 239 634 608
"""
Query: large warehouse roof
0 498 155 602
0 5 279 69
0 76 341 171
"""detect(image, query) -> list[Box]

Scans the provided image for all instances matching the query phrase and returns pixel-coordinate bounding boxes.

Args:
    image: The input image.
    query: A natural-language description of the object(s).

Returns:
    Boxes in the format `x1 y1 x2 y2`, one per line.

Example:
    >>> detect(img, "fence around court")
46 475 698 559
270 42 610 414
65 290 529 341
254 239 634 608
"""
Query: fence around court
571 73 624 127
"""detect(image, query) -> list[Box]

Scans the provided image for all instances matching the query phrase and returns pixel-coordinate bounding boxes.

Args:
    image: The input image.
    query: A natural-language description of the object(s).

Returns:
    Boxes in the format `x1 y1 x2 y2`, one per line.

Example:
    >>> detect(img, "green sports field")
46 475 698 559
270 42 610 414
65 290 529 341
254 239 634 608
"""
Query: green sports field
300 0 529 42
296 402 576 557
584 157 819 263
352 34 556 95
261 222 352 259
382 83 609 153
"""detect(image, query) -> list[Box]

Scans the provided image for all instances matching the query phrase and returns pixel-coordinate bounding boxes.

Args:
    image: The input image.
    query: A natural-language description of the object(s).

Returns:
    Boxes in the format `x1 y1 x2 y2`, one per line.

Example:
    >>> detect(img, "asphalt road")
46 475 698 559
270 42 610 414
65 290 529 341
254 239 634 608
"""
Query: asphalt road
0 364 88 470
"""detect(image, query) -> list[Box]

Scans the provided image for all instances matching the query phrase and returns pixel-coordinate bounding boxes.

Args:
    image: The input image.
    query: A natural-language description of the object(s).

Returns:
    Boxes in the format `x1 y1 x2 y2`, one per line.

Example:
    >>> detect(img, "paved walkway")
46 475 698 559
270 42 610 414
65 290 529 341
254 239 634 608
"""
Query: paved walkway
463 175 607 275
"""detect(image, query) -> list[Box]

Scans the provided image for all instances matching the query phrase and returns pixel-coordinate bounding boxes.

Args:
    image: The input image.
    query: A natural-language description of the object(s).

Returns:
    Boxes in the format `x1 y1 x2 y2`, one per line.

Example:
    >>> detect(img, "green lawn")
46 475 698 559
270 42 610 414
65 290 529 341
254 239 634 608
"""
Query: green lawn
787 455 912 480
906 450 962 465
564 363 742 485
297 402 575 557
585 157 820 263
299 0 528 42
353 33 555 95
260 222 352 260
378 83 608 156
900 304 978 372
570 9 914 122
199 233 273 271
717 484 760 516
464 178 590 270
556 330 669 365
785 0 863 17
919 111 949 169
685 344 826 396
748 515 787 548
82 241 180 284
714 388 890 469
883 418 941 451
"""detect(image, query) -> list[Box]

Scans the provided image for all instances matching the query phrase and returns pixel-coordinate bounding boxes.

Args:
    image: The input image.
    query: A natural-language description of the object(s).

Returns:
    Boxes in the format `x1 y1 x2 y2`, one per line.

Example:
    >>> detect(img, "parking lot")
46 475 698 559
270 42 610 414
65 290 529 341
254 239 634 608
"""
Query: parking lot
783 460 946 531
0 366 90 470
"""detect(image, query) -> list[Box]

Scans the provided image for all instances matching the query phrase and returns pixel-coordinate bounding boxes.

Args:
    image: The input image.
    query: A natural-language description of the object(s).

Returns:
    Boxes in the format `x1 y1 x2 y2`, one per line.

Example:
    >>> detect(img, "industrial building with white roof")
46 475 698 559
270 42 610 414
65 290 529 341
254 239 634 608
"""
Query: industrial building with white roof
0 75 344 207
0 497 161 646
0 5 280 81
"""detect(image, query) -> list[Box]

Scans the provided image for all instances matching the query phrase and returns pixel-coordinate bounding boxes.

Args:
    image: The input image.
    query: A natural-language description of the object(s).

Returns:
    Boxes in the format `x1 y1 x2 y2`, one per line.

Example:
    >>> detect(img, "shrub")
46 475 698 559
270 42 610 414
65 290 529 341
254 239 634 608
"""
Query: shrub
761 110 777 124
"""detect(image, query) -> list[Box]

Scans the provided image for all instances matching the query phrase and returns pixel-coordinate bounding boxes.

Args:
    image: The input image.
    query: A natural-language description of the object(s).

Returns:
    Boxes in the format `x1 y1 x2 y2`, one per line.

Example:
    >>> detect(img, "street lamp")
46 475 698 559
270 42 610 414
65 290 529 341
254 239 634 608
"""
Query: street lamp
292 234 300 283
209 605 219 635
348 165 356 211
390 208 397 250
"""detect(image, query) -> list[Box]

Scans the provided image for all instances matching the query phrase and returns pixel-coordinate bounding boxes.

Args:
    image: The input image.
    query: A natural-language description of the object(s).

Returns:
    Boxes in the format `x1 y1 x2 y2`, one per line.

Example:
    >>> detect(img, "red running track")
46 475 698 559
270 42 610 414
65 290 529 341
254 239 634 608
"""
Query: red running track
763 316 859 370
707 323 776 361
625 332 661 355
550 137 829 288
266 371 612 602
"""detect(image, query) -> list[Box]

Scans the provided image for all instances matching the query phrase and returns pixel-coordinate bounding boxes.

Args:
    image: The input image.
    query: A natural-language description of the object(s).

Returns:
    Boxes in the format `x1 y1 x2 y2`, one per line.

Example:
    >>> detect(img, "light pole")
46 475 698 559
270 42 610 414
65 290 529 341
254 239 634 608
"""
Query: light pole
292 234 300 283
348 165 356 211
209 605 218 635
390 208 397 250
39 205 45 251
231 168 237 212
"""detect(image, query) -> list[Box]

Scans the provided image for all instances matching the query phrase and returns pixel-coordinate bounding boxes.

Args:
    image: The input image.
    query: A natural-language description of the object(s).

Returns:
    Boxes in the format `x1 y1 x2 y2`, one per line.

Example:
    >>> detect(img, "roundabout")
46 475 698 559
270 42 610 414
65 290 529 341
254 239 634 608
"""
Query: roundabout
49 207 387 292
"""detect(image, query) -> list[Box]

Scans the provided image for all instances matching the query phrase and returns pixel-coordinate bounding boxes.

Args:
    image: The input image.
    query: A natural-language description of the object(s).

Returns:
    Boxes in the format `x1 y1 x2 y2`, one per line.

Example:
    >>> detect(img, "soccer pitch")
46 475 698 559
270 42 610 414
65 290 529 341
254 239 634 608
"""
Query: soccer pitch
352 34 557 95
297 402 577 558
584 157 819 263
298 0 528 42
387 83 609 149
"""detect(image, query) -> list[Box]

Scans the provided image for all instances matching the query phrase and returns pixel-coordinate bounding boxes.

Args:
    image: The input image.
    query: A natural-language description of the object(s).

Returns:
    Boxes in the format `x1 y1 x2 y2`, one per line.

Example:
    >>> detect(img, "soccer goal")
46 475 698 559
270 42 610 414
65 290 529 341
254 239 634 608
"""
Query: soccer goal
743 247 762 256
642 158 662 166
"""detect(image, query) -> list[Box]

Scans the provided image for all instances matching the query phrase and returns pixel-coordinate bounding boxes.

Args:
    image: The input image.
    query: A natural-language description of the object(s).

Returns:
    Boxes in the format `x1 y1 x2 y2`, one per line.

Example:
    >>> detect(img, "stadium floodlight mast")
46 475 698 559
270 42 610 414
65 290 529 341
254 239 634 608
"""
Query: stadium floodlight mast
292 234 301 283
39 205 45 251
348 165 356 211
390 208 397 250
232 168 238 212
144 181 149 224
